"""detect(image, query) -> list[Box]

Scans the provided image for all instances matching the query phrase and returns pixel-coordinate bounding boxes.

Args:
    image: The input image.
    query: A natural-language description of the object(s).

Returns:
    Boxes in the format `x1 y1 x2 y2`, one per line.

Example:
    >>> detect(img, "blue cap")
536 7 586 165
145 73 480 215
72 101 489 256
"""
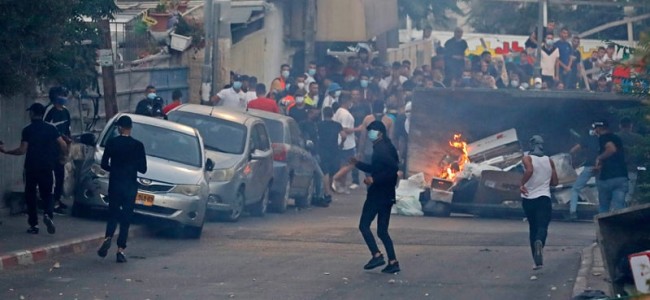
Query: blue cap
327 82 342 93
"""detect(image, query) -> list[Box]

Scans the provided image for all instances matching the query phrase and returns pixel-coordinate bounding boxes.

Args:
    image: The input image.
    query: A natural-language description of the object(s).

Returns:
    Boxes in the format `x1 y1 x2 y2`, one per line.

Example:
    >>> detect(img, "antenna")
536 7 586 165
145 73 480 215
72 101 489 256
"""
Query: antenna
209 104 215 116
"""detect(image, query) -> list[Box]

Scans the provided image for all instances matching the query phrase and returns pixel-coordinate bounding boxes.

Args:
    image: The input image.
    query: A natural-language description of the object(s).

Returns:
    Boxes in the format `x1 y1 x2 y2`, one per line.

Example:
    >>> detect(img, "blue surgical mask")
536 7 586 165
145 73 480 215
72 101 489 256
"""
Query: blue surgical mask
232 81 242 90
147 93 157 100
360 79 369 88
282 70 290 79
308 68 316 76
55 96 67 105
334 90 341 97
546 39 554 46
368 130 380 141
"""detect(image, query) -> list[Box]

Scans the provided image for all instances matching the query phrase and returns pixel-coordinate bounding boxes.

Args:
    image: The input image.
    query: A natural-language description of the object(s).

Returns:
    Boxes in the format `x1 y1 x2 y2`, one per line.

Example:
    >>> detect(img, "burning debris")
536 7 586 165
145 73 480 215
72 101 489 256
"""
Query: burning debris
438 134 469 181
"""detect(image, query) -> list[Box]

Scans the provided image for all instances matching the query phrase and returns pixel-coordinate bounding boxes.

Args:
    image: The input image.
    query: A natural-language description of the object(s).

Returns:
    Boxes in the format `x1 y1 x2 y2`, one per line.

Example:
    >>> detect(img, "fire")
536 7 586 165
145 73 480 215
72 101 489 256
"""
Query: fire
439 134 469 181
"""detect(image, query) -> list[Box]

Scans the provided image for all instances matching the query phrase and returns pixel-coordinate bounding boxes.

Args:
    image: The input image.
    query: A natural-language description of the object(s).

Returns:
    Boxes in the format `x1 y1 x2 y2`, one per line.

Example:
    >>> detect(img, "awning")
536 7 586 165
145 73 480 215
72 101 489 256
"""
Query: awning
316 0 398 42
230 0 265 24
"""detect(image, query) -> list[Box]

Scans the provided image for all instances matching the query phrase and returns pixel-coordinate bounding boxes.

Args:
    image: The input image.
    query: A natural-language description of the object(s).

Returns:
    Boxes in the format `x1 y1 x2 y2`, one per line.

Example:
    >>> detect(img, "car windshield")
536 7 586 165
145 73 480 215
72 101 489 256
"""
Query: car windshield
101 121 202 167
258 118 284 143
167 111 247 154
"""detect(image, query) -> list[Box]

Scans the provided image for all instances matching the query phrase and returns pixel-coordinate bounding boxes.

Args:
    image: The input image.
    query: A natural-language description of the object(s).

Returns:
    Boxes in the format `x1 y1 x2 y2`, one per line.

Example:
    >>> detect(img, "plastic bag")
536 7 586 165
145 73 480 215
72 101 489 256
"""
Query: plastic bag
393 179 424 216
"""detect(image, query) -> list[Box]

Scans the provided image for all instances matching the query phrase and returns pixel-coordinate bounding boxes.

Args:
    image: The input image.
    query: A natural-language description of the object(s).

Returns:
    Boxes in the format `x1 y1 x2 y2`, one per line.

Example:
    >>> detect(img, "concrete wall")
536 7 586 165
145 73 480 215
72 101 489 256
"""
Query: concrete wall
0 95 33 215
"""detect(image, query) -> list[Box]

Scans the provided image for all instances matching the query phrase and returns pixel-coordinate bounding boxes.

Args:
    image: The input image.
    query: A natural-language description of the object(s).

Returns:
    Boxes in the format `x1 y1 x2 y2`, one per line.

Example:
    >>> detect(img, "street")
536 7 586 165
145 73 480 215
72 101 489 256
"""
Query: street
0 189 596 300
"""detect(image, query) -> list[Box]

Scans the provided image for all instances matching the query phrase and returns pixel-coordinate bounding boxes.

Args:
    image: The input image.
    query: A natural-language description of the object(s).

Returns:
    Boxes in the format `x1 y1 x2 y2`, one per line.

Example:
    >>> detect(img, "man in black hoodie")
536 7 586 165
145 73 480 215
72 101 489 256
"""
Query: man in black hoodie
44 86 72 213
349 121 400 274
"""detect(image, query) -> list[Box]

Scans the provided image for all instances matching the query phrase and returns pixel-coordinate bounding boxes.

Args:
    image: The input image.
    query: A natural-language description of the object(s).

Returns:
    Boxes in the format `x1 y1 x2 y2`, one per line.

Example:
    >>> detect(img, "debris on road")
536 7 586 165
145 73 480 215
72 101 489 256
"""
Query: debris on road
388 279 396 284
323 272 330 275
530 276 538 281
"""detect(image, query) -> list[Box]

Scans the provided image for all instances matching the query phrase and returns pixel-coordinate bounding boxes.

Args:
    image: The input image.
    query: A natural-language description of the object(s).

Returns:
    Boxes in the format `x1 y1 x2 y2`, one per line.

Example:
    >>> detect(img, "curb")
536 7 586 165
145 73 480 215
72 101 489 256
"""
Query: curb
573 242 597 298
0 226 146 272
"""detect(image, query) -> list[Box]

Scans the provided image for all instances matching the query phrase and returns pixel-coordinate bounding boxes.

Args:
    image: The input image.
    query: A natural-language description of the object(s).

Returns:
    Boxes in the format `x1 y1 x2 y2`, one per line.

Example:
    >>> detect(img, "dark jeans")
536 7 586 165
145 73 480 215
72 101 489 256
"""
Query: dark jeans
53 162 64 203
359 199 396 261
25 168 54 227
106 186 137 249
522 196 552 258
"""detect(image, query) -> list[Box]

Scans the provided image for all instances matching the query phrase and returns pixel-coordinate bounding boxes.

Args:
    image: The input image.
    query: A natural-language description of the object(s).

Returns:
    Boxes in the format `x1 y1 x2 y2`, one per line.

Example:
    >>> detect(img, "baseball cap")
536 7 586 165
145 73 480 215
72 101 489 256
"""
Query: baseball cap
115 115 133 129
327 82 342 93
592 120 609 128
26 103 46 115
367 120 387 135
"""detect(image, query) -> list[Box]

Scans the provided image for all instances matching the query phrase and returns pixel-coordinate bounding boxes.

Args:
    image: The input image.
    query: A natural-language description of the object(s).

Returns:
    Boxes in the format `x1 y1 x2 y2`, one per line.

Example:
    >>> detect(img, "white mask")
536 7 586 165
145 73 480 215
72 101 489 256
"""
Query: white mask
297 82 305 89
295 96 305 104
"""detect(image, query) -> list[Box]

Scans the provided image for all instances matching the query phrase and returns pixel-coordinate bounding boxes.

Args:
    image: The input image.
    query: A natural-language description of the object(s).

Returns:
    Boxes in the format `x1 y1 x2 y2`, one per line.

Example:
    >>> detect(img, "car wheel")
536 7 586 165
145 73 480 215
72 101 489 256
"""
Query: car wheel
270 180 289 213
182 223 204 239
250 185 269 217
220 190 245 222
425 201 451 217
295 178 313 208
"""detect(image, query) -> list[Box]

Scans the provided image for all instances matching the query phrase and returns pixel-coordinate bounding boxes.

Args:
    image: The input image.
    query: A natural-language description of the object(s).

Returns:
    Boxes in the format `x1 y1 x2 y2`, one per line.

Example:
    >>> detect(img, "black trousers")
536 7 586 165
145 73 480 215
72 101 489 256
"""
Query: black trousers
106 185 137 249
359 199 396 261
522 196 552 258
25 168 54 227
53 162 64 203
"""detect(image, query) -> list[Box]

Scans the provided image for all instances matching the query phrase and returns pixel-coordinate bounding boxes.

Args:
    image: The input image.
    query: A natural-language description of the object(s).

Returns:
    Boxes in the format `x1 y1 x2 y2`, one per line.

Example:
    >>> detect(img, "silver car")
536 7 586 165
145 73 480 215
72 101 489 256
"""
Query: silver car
166 104 274 222
72 113 213 238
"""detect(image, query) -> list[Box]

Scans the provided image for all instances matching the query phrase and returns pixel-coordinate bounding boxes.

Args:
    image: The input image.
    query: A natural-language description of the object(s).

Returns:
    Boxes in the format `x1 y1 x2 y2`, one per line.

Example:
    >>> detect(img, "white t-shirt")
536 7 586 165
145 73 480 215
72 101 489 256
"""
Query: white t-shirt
322 95 338 108
216 88 246 110
244 91 257 103
521 155 553 199
333 107 356 150
540 47 560 77
304 74 315 93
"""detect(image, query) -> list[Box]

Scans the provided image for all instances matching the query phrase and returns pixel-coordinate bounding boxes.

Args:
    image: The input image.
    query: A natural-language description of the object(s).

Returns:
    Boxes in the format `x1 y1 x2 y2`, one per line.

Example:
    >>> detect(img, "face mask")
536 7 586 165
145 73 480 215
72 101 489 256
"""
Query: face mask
368 130 380 142
589 129 597 136
147 93 157 100
546 39 554 46
295 96 305 104
308 68 316 76
281 70 290 79
360 80 369 88
334 90 341 97
55 96 67 105
510 80 519 87
297 82 305 90
232 81 242 90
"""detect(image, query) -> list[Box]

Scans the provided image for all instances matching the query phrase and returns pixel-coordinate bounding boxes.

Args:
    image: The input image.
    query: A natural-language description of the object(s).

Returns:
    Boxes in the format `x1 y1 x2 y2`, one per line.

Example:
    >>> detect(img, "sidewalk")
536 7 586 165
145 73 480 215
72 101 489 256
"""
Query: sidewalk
0 211 144 271
573 243 611 299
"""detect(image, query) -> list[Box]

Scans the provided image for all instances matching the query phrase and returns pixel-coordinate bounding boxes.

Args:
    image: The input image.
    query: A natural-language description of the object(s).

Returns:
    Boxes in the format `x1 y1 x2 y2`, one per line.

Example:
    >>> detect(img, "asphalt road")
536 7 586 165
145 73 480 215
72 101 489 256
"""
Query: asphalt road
0 189 596 300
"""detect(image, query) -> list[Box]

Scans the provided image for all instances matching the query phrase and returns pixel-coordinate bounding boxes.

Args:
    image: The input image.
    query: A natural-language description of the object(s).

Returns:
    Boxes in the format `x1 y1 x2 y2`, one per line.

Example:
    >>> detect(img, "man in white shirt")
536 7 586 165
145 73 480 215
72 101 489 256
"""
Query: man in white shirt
243 76 258 103
379 62 408 91
304 61 317 93
540 33 559 87
211 75 246 110
331 97 356 193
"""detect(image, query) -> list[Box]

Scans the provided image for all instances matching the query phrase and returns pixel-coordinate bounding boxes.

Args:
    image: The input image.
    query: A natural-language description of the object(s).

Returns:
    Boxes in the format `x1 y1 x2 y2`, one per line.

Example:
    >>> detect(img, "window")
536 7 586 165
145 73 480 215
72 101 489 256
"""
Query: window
167 111 247 154
254 124 270 151
288 120 304 147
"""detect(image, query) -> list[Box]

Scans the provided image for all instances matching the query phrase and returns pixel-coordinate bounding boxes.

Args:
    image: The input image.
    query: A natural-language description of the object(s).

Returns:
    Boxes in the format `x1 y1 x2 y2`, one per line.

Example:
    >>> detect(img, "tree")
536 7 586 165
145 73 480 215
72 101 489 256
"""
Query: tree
399 0 465 30
467 0 650 39
0 0 118 97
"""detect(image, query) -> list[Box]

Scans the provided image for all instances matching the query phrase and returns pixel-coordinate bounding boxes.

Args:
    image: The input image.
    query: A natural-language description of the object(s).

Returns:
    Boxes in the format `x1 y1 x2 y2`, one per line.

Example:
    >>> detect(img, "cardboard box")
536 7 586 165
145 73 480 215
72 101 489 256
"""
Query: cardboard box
630 250 650 294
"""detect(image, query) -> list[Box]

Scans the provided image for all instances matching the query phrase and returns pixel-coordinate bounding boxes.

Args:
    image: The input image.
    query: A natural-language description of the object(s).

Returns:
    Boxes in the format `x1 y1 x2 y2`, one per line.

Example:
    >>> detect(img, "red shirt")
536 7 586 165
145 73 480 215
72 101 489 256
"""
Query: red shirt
163 101 182 115
247 97 280 113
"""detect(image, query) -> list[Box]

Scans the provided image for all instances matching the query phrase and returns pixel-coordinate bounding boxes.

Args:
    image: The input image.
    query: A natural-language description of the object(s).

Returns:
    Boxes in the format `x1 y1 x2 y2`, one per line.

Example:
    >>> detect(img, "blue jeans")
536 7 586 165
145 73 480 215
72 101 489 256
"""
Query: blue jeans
597 177 629 213
569 167 594 214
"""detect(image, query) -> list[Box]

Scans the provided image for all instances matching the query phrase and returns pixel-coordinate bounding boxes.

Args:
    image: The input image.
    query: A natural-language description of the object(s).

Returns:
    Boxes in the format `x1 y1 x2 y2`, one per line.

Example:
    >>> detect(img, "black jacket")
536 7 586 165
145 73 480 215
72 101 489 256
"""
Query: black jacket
355 138 399 204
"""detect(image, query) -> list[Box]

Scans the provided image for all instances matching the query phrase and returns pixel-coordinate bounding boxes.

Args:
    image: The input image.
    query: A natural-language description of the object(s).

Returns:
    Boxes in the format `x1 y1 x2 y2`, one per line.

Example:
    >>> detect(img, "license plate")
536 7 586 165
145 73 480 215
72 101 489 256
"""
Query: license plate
136 192 155 206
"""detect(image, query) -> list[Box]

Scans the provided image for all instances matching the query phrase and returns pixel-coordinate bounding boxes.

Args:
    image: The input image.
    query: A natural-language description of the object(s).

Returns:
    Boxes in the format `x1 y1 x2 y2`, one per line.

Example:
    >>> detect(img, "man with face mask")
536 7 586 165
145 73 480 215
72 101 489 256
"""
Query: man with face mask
540 33 560 87
212 74 246 110
592 120 629 213
349 121 400 274
287 90 311 123
566 127 600 220
520 135 559 270
44 86 73 213
304 61 317 91
322 82 342 108
135 85 164 117
270 64 292 101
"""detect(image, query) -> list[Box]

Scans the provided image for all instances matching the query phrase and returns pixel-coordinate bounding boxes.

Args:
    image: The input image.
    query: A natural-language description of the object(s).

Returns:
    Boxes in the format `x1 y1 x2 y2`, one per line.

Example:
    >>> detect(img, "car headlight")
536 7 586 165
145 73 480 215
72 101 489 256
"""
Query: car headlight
171 184 201 196
212 168 235 182
91 164 109 178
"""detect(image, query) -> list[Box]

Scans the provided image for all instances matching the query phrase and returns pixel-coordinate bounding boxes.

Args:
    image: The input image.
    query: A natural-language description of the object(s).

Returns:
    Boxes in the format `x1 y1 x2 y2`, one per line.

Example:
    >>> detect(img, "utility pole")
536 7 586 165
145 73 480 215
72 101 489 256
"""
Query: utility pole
212 0 231 93
304 0 317 67
99 19 118 120
201 0 214 104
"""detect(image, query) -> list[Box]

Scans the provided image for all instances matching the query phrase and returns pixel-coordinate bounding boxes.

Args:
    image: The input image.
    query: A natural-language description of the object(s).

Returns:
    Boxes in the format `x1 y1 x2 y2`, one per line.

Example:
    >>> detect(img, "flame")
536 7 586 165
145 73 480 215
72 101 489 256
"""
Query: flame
439 134 469 181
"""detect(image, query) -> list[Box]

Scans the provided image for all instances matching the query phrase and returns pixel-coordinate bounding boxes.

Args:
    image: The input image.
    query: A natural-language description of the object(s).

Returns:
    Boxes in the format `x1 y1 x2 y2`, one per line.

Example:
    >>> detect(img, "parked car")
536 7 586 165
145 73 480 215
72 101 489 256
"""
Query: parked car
167 104 274 221
246 109 321 212
73 113 213 238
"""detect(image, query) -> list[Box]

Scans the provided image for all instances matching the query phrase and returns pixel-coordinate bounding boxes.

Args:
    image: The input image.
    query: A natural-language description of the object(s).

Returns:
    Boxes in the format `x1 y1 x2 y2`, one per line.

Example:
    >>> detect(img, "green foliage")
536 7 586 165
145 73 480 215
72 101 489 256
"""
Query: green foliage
0 0 118 97
174 17 204 48
398 0 465 30
467 0 650 39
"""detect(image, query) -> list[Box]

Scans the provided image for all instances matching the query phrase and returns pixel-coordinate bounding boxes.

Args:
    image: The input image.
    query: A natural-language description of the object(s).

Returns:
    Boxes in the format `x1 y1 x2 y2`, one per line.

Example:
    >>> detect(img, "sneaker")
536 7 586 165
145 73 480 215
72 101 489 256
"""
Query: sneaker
363 255 386 270
331 182 341 194
43 216 56 234
97 238 112 258
533 240 543 267
324 195 332 204
349 184 359 190
381 262 401 274
53 206 67 215
116 251 127 263
26 226 39 234
532 264 544 270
